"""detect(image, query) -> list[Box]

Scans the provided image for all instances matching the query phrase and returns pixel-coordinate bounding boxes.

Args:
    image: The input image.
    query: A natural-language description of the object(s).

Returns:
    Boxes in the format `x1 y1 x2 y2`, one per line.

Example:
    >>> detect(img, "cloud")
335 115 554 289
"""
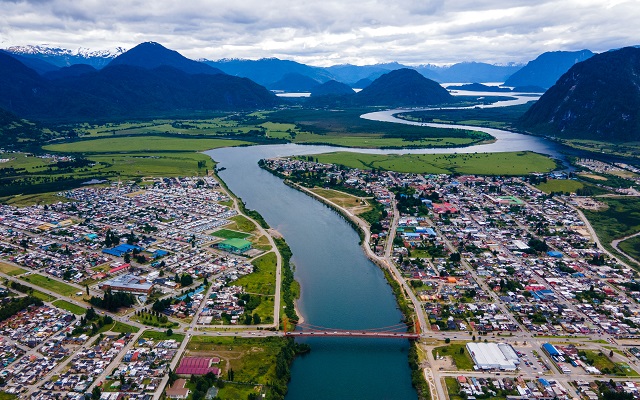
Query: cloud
1 0 638 65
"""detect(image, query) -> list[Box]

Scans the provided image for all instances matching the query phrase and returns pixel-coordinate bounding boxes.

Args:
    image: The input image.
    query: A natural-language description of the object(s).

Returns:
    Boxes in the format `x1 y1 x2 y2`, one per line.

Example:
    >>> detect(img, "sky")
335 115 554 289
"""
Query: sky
1 0 638 66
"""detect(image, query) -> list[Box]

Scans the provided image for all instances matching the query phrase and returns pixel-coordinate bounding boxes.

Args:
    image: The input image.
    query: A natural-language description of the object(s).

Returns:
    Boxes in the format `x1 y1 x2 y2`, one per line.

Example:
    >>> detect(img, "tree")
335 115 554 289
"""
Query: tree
609 350 614 358
253 313 261 324
445 338 451 344
166 328 173 337
459 347 464 354
85 285 89 296
124 252 131 263
91 387 102 400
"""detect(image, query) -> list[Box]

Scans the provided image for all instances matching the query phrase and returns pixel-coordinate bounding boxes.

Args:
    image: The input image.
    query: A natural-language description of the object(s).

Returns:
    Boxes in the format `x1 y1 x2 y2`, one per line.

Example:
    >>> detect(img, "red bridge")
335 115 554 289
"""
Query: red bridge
284 321 421 340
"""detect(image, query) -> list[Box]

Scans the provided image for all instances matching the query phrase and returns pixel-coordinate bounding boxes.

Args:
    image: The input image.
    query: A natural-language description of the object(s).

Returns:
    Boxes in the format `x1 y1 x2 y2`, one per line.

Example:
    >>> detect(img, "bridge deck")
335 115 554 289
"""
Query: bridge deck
284 331 420 339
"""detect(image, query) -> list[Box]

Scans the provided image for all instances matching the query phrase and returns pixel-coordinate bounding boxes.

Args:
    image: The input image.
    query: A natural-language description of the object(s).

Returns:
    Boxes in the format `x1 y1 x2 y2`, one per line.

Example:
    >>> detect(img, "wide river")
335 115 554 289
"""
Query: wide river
206 97 564 399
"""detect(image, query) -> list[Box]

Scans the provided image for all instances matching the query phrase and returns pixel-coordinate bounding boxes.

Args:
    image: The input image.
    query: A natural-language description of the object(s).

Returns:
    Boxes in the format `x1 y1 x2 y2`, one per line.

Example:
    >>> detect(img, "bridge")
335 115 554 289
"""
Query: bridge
284 321 421 340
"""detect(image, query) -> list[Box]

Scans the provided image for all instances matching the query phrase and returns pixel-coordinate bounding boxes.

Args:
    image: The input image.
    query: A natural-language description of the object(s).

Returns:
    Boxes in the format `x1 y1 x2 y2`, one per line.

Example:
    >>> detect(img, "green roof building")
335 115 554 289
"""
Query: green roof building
218 238 252 254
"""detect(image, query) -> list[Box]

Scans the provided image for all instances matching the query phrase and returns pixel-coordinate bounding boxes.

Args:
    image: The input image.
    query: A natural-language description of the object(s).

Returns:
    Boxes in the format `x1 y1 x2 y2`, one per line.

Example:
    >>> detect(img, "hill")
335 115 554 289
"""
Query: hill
518 47 640 141
504 50 594 89
0 51 280 121
352 78 372 88
354 68 452 107
310 80 355 97
203 58 333 86
0 107 53 149
43 64 97 80
108 42 224 75
268 73 320 92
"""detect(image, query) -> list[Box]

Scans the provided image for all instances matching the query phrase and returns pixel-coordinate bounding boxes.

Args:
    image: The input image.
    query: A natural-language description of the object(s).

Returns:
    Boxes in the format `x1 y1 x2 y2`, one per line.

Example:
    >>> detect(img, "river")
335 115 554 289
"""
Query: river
206 101 565 399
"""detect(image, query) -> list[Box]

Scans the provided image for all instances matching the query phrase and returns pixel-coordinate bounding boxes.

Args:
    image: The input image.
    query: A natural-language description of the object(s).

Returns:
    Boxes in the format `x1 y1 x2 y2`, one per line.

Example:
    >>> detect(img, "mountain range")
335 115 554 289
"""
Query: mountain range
518 47 640 141
0 43 280 121
505 50 594 89
6 46 592 90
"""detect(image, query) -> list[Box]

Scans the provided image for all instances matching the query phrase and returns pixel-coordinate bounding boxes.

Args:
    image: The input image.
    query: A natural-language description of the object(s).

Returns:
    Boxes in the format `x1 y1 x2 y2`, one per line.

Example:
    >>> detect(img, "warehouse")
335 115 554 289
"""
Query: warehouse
100 274 154 295
217 238 252 254
466 342 519 371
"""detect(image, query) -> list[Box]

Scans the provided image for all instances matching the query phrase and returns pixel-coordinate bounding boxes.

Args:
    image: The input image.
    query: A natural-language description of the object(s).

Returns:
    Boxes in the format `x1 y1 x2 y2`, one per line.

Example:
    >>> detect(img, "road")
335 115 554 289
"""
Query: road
611 231 640 265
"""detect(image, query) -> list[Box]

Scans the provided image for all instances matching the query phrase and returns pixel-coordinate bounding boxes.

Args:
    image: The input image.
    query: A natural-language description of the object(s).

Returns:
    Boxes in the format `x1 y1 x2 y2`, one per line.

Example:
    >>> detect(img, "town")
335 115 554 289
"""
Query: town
263 156 640 400
0 155 639 399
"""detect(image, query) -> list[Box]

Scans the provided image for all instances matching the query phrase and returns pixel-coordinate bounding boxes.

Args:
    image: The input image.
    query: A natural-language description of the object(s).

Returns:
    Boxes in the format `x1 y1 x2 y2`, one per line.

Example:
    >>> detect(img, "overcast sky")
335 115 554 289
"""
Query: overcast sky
1 0 638 66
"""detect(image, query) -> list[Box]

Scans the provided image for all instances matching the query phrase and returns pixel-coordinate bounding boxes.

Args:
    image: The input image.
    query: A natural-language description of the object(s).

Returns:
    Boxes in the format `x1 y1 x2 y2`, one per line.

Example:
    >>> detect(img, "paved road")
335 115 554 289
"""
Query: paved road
611 231 640 265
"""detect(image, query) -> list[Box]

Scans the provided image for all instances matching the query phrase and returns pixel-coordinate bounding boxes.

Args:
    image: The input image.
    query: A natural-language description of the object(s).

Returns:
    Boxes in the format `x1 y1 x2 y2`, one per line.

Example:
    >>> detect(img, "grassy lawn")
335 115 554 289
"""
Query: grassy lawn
536 179 585 194
251 235 273 251
21 273 80 297
583 350 617 373
99 321 139 334
43 136 250 153
235 252 277 296
432 343 475 370
187 336 289 399
52 300 86 315
141 329 185 343
229 215 257 233
310 188 372 211
312 151 557 175
0 263 28 276
619 236 640 264
131 312 179 328
444 377 464 400
211 229 251 240
30 289 56 302
0 392 18 400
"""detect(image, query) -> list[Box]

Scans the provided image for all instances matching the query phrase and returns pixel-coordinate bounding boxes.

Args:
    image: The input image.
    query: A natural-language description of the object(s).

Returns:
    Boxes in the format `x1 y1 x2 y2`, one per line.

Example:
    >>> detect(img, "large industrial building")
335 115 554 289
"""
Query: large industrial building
466 342 520 371
100 274 154 295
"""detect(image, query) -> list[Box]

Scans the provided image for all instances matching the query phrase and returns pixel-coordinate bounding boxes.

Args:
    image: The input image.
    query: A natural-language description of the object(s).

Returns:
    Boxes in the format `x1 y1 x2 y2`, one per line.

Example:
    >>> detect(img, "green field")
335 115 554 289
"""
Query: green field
141 329 186 343
30 289 56 302
444 377 465 400
582 350 638 376
432 343 475 370
312 151 557 175
43 136 249 153
619 236 640 264
187 336 291 399
583 197 640 261
235 252 277 296
132 312 179 328
52 300 86 315
229 215 257 233
396 103 533 130
21 273 80 297
536 179 585 194
0 263 28 276
99 321 140 334
211 229 251 240
269 108 492 148
293 132 480 148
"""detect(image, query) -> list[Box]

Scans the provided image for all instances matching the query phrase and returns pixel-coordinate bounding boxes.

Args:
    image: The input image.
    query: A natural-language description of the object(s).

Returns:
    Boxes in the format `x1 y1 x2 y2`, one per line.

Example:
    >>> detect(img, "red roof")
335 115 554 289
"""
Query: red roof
176 357 221 375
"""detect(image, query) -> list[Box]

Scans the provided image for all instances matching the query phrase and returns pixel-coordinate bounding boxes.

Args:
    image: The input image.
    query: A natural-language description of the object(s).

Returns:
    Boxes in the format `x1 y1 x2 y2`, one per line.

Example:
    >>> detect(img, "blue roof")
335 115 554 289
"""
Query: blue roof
542 343 559 356
547 251 563 258
538 378 550 386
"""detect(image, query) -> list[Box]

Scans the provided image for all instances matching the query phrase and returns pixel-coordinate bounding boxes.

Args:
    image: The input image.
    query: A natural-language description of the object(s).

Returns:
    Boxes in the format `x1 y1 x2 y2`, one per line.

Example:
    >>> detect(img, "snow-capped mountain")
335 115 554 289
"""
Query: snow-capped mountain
4 45 126 69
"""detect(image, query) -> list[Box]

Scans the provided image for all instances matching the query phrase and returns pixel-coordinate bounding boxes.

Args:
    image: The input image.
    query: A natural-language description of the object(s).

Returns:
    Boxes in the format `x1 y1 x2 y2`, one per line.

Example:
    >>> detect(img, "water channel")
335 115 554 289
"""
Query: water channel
206 94 567 399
